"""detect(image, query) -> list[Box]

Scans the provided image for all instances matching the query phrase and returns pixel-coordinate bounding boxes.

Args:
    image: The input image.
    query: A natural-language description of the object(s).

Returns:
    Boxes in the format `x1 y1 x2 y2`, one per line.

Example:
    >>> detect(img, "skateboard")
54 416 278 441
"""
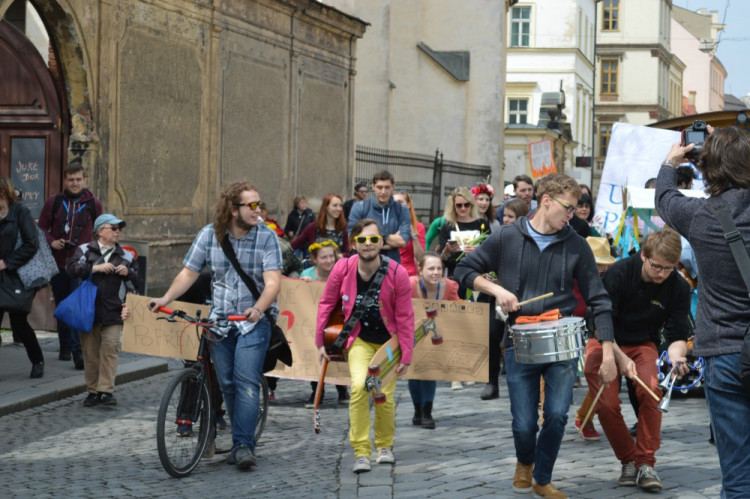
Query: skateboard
365 308 441 404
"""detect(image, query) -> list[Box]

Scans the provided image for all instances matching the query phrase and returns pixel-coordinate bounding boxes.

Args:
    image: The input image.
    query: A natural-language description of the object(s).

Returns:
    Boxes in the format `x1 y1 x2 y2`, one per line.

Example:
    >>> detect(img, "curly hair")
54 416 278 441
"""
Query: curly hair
315 193 347 235
214 181 258 243
696 127 750 196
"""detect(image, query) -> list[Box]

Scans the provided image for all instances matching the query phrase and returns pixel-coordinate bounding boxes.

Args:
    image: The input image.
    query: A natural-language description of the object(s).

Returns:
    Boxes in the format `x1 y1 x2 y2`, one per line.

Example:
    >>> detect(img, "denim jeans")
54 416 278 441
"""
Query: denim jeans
505 347 576 485
408 380 436 405
211 319 270 450
703 353 750 499
51 272 82 354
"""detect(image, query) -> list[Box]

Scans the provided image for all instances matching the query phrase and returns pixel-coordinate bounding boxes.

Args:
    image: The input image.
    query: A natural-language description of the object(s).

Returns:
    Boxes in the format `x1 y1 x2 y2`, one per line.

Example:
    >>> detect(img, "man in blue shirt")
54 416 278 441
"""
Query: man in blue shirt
150 181 282 470
347 170 411 262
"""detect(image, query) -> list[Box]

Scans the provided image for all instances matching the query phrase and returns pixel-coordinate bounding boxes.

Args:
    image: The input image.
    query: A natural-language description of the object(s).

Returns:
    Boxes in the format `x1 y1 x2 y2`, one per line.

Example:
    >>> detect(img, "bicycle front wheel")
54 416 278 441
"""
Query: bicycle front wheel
255 375 269 444
156 368 213 478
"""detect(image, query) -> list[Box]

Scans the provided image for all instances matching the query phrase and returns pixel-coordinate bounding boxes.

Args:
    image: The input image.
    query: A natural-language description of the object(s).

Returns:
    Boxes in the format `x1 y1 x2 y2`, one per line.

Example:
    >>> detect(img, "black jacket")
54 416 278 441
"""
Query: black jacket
602 252 690 347
66 241 141 326
284 208 314 238
0 202 39 289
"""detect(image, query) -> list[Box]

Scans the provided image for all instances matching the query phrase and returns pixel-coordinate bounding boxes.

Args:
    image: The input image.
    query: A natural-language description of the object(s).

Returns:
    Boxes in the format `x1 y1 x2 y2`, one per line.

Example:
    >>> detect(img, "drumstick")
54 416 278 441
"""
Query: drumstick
579 384 605 433
518 292 554 307
632 374 661 403
495 292 554 321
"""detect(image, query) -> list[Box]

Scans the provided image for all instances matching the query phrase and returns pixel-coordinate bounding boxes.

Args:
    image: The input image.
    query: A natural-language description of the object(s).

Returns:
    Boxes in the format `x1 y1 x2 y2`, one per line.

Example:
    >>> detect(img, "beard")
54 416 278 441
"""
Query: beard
235 214 257 231
357 250 380 263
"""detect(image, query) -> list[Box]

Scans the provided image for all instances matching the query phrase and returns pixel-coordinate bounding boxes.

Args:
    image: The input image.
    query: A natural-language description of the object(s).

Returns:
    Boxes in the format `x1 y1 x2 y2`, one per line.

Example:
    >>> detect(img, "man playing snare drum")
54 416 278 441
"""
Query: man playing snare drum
455 173 620 499
584 229 690 492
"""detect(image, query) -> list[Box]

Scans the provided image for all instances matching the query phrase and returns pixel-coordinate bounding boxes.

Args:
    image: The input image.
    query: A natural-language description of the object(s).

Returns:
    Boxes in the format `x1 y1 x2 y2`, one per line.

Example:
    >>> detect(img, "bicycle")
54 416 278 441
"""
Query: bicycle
153 306 269 478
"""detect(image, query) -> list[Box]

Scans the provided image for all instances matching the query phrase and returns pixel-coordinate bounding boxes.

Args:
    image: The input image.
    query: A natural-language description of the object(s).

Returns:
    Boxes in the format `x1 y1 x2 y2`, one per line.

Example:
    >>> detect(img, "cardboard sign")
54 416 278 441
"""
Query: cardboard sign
123 279 490 383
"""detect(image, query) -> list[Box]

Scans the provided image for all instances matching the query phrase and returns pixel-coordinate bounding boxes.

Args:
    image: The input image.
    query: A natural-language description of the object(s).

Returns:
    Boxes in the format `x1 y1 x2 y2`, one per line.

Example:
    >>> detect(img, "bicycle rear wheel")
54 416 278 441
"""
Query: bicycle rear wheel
255 375 269 443
157 368 214 478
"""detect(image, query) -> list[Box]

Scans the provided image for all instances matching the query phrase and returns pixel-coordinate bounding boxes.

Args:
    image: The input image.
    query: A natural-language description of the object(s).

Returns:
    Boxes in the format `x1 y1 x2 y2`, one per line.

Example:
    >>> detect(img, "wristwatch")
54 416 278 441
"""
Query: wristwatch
663 159 679 168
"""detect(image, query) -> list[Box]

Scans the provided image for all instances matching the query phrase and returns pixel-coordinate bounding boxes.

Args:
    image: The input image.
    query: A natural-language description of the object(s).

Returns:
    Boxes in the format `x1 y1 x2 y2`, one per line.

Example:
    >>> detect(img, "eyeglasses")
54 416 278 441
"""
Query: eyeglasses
234 201 264 211
647 259 675 273
551 197 577 215
103 225 121 232
354 235 383 245
455 202 472 209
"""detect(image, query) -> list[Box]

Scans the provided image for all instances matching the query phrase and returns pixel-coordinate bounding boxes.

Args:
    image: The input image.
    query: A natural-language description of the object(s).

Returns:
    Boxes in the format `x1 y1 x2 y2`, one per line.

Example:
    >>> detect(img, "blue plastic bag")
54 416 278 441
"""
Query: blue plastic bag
54 276 98 333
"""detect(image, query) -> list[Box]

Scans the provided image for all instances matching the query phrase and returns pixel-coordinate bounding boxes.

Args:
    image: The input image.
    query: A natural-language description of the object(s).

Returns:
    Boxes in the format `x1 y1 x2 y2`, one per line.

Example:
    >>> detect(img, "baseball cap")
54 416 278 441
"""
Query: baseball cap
94 214 126 231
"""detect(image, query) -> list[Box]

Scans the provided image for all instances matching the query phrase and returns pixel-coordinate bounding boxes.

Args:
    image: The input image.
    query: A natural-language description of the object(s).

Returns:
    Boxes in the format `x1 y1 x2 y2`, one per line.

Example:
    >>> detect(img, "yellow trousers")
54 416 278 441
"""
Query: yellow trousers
348 338 397 458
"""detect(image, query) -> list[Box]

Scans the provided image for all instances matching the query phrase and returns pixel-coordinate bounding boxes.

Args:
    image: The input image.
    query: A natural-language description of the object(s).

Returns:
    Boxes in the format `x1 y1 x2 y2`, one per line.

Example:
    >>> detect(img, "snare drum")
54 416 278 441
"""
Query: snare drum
510 317 585 364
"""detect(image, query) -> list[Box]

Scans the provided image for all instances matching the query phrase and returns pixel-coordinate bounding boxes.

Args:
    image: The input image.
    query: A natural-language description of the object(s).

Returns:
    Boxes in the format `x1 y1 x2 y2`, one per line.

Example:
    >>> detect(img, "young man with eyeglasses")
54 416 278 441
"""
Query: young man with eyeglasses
455 173 618 499
150 182 282 470
583 228 690 492
347 171 411 262
343 182 368 220
316 218 414 474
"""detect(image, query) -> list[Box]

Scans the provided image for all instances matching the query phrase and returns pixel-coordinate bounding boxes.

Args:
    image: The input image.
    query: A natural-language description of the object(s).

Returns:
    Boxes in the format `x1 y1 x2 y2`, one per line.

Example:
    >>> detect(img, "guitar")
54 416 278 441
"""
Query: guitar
314 303 345 434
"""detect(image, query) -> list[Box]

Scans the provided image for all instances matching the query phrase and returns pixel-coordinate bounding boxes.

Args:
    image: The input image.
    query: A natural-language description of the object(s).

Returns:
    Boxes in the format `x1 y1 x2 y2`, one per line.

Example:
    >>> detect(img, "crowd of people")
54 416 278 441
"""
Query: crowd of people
2 123 749 498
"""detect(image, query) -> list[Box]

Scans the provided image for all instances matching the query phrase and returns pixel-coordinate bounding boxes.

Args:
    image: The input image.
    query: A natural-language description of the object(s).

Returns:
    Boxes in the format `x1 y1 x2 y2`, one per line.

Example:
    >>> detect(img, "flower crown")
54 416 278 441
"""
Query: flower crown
471 184 495 199
308 239 339 253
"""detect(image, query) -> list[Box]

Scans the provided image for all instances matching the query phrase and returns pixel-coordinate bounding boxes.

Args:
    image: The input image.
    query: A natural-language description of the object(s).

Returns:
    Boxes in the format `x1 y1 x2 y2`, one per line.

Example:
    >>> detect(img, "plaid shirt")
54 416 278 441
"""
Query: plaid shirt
183 223 283 335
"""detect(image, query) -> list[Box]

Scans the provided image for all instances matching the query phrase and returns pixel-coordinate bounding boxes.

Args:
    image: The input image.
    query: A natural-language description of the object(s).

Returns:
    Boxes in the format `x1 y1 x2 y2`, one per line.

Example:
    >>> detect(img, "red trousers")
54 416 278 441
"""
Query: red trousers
583 339 662 467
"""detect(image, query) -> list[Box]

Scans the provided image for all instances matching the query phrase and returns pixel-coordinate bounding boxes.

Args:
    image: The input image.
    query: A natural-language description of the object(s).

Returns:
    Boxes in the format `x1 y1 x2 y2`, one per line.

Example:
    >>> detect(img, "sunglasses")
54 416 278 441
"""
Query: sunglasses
357 189 367 194
354 235 383 245
551 197 576 215
103 225 122 232
647 259 675 273
455 202 472 209
234 201 264 211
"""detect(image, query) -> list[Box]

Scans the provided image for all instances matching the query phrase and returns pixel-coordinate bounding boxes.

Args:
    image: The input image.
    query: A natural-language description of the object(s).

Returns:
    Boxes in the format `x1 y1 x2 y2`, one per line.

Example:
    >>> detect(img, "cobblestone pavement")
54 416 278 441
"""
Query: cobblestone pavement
0 365 722 498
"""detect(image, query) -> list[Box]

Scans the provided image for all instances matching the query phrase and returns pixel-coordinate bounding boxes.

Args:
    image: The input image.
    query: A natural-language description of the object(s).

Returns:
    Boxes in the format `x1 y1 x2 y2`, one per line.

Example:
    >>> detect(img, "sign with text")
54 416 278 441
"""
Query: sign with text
10 137 46 219
123 280 490 383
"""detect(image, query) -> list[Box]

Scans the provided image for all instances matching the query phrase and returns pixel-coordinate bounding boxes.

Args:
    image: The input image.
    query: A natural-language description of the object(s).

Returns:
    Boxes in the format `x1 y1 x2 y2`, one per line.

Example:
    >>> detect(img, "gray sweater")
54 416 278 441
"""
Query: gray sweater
656 165 750 357
454 218 614 347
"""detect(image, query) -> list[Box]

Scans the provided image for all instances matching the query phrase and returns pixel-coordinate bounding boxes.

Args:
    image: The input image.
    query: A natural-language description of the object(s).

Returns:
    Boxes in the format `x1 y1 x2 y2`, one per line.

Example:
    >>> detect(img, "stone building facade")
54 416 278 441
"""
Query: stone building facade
0 0 366 291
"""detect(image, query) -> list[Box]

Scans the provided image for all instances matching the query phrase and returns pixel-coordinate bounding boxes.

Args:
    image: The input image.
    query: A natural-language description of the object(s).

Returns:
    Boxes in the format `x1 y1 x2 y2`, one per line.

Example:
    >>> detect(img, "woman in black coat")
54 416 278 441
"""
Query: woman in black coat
0 178 44 378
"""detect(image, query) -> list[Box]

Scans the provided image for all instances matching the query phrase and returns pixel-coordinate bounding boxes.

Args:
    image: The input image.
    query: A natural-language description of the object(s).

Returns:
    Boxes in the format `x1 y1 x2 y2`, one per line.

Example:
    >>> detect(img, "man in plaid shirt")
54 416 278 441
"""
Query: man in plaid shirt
151 181 282 470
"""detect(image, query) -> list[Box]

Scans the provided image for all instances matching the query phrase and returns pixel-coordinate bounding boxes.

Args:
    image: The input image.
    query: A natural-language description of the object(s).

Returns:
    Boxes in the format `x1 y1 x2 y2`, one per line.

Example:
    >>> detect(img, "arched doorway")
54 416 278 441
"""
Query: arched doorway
0 17 65 218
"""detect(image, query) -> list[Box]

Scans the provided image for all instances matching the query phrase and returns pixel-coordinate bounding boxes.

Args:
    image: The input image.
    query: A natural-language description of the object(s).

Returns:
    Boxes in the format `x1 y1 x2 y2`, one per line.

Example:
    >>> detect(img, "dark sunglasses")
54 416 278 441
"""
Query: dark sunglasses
354 235 383 245
235 201 264 211
455 202 471 209
103 225 121 232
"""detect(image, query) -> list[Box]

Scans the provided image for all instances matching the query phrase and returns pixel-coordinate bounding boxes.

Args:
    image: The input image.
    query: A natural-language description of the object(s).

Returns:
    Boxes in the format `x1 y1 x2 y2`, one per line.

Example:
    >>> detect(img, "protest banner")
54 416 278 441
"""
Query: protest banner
123 279 490 383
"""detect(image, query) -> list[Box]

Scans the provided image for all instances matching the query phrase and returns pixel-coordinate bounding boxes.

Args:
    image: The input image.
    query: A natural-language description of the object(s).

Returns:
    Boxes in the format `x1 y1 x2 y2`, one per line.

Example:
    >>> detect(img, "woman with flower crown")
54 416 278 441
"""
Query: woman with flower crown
471 183 501 233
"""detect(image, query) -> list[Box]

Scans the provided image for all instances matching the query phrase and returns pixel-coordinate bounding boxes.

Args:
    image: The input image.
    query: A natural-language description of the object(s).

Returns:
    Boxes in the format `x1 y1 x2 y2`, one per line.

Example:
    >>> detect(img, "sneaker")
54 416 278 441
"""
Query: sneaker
352 456 371 473
98 392 117 405
480 383 499 400
235 444 256 469
83 392 99 407
216 414 228 430
513 461 534 493
376 447 395 464
531 482 567 499
574 420 601 441
268 390 276 402
636 464 663 491
464 381 476 386
618 461 637 486
30 362 44 379
177 423 193 437
226 448 237 465
451 381 463 390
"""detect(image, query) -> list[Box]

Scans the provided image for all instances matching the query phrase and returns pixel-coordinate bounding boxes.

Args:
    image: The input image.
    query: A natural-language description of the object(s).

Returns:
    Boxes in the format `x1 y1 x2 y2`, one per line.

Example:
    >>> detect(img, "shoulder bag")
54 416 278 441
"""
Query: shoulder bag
16 226 59 290
219 236 293 372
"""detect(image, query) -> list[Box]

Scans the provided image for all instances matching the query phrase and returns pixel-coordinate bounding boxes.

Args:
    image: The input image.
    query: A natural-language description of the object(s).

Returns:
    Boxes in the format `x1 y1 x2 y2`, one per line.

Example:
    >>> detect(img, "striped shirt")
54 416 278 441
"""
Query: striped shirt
183 223 283 335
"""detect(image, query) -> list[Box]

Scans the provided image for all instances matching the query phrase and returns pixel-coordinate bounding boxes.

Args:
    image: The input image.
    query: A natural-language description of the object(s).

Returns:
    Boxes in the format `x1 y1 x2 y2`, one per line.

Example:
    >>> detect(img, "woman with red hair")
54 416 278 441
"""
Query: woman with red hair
291 193 350 255
393 191 425 276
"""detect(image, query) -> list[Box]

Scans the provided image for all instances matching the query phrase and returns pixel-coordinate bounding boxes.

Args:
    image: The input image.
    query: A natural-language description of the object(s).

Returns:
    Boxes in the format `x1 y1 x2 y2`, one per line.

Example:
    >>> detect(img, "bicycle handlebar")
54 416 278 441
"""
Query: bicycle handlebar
153 304 247 323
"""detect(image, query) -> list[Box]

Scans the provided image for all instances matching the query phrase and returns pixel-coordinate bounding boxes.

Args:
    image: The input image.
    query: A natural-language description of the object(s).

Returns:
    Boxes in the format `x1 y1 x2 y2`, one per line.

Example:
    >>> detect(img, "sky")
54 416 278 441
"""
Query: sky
672 0 750 100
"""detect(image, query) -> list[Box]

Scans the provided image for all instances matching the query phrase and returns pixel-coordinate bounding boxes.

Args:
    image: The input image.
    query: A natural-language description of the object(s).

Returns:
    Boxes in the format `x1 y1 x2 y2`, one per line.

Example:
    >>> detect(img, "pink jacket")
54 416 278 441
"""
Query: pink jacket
315 255 415 364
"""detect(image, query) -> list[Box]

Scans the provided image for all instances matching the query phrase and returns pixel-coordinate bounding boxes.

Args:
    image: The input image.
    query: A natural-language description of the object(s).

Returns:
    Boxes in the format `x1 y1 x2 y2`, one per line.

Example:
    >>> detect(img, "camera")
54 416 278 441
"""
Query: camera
681 120 708 160
64 241 76 249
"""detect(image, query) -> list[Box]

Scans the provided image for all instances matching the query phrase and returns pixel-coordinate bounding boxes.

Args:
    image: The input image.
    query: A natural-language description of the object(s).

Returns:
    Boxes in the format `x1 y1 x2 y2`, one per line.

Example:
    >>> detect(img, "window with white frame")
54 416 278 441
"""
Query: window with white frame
510 6 531 47
508 98 529 124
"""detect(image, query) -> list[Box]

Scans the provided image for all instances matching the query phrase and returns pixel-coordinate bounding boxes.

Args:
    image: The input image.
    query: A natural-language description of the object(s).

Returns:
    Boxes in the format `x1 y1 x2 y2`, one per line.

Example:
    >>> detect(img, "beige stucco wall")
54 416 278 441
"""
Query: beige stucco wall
0 0 366 290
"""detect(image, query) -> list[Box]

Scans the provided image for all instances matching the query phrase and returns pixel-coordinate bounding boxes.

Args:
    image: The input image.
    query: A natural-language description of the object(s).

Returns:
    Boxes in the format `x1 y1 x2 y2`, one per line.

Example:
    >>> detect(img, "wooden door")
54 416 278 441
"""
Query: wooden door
0 19 64 218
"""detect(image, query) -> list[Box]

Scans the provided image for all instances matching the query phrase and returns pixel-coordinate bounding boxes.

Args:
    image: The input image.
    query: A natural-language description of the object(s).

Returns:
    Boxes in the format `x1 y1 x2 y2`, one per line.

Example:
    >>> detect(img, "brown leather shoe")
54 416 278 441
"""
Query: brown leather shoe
531 482 567 499
513 461 534 493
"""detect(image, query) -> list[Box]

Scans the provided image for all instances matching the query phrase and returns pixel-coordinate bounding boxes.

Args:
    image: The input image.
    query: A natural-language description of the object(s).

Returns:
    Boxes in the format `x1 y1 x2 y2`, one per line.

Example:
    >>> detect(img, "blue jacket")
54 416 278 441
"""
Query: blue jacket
347 197 411 262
